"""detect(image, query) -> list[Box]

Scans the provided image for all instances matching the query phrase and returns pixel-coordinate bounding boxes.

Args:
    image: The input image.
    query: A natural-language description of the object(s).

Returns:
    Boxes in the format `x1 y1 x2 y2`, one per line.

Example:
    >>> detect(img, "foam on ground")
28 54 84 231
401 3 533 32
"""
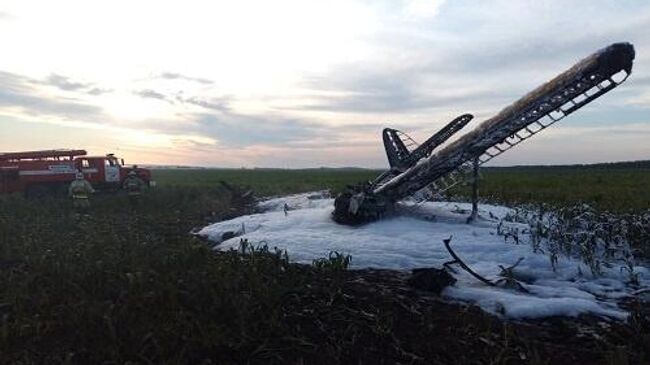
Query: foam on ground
199 192 649 320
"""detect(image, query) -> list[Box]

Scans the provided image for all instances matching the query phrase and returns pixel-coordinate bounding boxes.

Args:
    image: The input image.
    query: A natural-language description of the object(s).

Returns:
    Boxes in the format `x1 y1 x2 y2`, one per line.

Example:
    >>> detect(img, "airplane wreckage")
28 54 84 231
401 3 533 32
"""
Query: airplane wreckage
333 42 636 225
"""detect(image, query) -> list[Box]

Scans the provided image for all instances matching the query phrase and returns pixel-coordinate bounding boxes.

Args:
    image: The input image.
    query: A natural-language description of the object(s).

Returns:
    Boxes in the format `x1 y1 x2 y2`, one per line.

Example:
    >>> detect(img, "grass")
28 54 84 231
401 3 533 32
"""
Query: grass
152 168 380 196
0 187 313 364
1 164 649 364
151 163 650 213
0 189 528 364
454 165 650 213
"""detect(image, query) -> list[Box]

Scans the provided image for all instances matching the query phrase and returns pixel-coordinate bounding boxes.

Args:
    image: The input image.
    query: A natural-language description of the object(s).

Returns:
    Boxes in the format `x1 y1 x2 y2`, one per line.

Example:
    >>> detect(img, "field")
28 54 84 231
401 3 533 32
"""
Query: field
466 164 650 212
151 168 380 196
152 163 650 212
1 163 649 364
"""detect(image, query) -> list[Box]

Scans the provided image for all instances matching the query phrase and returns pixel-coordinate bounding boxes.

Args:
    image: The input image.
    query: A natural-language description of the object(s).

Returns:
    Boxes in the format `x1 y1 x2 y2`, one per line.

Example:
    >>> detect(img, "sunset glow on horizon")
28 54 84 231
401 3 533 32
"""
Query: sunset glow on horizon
1 0 649 168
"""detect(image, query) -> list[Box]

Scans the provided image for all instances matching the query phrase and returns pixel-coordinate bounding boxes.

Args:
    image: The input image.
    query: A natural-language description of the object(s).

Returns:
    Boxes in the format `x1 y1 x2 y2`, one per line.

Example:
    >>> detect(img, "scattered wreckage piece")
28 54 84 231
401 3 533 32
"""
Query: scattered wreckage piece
444 237 529 292
407 267 456 294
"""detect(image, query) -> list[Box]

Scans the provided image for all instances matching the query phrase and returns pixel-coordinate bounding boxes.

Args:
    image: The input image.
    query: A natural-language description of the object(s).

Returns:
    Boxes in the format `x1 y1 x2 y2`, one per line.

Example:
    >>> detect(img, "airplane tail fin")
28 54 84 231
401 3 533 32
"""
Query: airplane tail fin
382 114 473 171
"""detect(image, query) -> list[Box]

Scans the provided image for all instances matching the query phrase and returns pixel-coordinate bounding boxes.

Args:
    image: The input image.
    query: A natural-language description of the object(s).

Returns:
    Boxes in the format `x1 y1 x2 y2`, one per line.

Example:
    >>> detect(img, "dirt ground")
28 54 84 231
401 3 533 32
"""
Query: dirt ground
279 267 650 364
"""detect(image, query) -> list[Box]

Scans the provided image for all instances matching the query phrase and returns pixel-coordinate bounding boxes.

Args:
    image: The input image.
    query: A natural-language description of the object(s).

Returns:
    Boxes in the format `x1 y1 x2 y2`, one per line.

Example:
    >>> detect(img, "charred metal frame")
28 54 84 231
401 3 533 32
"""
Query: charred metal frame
333 43 636 225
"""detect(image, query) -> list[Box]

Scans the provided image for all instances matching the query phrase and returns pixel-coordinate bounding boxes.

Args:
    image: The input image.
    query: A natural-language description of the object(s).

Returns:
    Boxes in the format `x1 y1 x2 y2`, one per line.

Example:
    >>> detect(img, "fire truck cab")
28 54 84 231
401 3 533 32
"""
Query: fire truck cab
0 149 154 197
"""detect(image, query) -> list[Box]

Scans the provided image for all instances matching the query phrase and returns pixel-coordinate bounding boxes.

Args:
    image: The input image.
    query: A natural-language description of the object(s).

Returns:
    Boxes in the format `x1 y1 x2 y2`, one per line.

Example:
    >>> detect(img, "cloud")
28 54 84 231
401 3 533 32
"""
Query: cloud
0 70 106 120
194 113 331 147
132 88 232 112
38 73 112 95
86 87 111 96
0 11 13 21
295 66 510 113
45 73 92 91
133 89 168 101
158 72 213 85
176 94 231 112
0 5 390 167
289 3 650 120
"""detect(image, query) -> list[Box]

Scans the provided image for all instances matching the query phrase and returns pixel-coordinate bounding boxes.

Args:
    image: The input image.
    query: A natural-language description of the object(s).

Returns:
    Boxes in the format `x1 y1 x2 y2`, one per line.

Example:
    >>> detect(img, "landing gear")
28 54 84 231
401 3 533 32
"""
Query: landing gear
467 157 480 224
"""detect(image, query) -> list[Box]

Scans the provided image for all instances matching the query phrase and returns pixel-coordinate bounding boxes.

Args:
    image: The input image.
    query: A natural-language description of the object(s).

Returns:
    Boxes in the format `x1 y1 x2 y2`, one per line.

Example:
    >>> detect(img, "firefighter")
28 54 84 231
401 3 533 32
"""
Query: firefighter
123 170 145 205
68 171 94 211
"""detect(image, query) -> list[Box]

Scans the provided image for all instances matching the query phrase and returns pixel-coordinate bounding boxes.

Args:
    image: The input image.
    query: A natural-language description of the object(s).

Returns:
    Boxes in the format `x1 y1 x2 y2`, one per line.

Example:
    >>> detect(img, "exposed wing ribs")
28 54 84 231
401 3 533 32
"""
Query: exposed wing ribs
376 43 635 201
333 42 635 224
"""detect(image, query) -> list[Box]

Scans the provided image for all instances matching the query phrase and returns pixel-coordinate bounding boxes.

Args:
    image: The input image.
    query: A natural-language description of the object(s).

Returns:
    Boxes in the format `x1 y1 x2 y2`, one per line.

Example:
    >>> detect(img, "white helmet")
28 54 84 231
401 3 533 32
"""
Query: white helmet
75 172 84 180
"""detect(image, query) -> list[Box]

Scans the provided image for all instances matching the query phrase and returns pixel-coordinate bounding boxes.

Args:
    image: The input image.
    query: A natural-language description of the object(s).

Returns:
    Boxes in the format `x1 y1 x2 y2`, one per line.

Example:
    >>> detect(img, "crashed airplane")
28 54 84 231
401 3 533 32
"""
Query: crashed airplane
333 42 636 225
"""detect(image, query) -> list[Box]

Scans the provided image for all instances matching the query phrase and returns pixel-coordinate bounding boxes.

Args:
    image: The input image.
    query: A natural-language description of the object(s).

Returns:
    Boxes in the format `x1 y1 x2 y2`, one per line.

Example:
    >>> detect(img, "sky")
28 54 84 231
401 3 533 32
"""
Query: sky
1 0 649 168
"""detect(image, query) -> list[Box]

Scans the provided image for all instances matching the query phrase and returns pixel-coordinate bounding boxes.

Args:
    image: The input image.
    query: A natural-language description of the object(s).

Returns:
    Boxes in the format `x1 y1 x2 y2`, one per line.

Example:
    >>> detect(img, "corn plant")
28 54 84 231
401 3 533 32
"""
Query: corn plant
499 203 650 280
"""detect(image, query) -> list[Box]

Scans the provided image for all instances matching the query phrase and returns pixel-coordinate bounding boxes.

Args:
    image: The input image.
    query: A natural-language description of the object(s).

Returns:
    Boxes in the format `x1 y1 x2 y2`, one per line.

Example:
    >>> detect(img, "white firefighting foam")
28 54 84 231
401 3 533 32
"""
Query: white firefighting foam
199 192 649 320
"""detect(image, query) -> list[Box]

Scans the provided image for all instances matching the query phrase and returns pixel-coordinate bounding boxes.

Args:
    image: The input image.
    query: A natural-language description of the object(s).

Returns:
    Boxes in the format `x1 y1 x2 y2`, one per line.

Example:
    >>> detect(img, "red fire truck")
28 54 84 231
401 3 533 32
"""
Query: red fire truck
0 149 154 197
